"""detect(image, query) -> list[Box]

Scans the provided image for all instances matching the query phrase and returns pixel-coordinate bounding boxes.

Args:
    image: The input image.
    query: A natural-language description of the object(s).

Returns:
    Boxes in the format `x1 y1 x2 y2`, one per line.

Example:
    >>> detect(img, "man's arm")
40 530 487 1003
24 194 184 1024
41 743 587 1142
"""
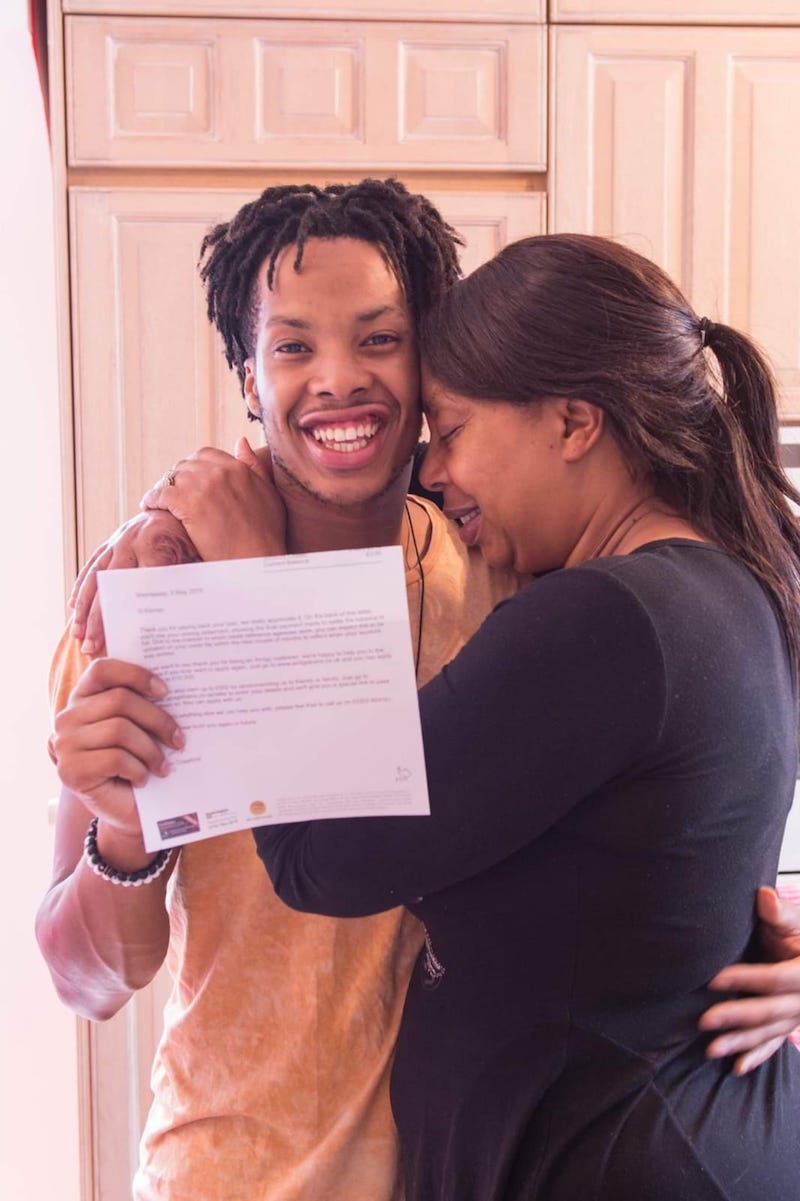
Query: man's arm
36 652 181 1020
40 444 287 1018
35 783 175 1021
37 515 198 1020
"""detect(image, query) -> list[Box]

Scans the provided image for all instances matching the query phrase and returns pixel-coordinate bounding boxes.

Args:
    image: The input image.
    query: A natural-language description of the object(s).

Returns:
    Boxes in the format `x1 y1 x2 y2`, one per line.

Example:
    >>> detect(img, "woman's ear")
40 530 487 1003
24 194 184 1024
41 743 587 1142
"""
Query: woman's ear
560 398 605 462
243 360 263 422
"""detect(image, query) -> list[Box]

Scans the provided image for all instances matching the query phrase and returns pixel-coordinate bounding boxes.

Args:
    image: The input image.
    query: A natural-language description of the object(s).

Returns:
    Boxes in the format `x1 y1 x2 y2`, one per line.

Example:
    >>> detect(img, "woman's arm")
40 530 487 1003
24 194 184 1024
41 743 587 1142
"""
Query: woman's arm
72 441 285 656
71 511 200 656
255 568 665 916
698 886 800 1074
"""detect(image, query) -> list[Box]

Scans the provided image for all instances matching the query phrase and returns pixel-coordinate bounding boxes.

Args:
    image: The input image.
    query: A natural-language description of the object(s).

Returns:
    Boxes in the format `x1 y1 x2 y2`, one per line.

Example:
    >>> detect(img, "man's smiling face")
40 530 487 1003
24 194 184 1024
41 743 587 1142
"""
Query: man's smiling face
244 237 422 509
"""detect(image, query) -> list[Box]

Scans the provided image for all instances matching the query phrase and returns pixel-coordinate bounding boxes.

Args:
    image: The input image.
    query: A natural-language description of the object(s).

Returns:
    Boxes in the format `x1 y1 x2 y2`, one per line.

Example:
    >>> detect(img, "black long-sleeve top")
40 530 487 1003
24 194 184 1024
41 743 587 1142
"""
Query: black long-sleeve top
255 541 800 1201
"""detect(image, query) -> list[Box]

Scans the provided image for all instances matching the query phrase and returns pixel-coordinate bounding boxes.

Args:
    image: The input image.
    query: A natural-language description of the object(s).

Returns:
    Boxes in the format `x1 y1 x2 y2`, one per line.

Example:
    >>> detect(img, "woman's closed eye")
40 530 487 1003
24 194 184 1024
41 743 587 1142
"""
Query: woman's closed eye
363 331 401 348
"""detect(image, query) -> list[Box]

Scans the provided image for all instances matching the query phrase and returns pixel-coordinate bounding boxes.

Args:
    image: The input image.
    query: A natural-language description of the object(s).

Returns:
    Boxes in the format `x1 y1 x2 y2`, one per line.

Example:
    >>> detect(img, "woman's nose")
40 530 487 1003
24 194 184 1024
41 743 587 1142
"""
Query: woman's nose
418 435 448 492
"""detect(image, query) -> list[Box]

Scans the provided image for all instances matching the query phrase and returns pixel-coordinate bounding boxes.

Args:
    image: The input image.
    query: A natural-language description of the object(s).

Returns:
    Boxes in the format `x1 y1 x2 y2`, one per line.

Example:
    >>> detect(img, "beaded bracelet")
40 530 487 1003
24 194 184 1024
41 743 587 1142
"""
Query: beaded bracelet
83 816 174 887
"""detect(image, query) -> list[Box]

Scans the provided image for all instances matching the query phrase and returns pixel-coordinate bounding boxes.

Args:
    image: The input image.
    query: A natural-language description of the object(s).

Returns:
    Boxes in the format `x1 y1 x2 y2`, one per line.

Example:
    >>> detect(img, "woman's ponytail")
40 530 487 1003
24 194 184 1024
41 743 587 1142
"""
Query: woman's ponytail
700 318 800 676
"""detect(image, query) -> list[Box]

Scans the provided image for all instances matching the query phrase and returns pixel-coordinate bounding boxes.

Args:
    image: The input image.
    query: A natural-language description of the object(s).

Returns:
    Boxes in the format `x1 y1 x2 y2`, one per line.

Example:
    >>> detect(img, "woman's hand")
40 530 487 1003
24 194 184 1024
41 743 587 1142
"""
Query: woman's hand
51 658 183 849
71 511 200 657
139 437 287 562
699 886 800 1073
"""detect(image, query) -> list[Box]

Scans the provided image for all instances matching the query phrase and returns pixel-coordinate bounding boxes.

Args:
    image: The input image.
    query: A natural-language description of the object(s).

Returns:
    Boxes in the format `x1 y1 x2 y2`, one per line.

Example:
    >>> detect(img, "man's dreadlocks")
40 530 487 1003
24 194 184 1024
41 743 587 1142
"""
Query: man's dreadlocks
198 178 463 400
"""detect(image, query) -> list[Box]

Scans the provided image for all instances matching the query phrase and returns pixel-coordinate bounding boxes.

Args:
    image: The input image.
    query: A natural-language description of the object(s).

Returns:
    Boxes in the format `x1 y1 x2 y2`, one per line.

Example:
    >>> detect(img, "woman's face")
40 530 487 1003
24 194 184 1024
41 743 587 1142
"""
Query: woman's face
420 377 578 575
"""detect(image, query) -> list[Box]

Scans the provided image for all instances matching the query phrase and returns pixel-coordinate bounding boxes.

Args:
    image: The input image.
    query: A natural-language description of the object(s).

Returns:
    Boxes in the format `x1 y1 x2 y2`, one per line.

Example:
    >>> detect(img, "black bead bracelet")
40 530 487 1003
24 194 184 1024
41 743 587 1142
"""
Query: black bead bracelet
83 816 174 887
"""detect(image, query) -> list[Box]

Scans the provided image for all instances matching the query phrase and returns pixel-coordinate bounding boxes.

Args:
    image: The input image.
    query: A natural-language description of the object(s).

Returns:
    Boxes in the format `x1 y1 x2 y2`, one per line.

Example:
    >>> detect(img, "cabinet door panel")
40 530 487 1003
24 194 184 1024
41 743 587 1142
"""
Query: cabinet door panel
553 43 691 286
551 0 800 22
70 190 254 557
551 26 800 418
726 56 800 415
66 17 546 170
428 191 546 276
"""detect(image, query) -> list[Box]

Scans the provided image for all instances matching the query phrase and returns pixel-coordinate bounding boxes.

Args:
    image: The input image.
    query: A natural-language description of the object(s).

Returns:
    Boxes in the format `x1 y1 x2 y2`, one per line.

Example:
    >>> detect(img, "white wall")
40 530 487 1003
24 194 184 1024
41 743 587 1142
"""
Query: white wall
0 3 80 1198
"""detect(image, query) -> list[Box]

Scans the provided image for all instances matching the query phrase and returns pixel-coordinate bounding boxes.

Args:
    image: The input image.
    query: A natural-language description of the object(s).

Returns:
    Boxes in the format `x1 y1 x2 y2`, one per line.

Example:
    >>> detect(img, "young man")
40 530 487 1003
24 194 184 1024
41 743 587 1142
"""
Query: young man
38 180 518 1201
38 180 800 1201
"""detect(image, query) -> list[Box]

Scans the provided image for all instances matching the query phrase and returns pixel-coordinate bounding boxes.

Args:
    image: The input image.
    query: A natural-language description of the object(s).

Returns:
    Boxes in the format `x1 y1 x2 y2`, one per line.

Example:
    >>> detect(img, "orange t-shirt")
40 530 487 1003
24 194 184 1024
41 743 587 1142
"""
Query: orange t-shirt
50 498 518 1201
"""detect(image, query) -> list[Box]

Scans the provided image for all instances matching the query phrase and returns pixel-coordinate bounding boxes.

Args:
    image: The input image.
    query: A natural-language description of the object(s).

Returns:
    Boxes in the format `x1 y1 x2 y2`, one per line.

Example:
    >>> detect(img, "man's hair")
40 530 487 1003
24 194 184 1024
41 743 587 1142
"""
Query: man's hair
198 178 463 394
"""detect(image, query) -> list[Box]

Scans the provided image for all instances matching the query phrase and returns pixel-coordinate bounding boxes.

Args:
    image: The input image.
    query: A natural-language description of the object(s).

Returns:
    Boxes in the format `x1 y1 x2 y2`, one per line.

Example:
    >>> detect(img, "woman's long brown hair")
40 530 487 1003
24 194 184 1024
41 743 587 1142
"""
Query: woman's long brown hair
420 233 800 678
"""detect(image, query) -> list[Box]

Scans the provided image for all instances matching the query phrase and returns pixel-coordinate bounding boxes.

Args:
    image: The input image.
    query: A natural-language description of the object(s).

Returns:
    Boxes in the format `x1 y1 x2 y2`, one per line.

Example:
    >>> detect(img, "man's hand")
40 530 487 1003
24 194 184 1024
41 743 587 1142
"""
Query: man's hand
51 658 182 849
699 886 800 1074
71 511 200 656
139 438 287 562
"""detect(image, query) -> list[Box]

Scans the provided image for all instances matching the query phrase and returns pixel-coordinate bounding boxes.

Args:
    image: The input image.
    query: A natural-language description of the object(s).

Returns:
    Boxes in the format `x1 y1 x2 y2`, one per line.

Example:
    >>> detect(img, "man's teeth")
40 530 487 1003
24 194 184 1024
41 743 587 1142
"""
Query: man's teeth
310 421 380 452
457 508 480 526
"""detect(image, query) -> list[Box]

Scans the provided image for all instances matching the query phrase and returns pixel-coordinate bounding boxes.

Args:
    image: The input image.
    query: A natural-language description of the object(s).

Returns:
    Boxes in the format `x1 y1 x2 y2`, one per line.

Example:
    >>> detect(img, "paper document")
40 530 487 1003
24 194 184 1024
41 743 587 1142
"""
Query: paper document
98 547 429 851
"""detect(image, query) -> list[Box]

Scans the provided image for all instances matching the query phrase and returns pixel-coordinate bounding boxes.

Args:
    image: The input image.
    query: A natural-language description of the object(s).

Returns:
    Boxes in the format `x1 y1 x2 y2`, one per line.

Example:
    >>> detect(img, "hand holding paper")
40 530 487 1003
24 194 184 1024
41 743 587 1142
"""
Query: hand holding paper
50 657 180 854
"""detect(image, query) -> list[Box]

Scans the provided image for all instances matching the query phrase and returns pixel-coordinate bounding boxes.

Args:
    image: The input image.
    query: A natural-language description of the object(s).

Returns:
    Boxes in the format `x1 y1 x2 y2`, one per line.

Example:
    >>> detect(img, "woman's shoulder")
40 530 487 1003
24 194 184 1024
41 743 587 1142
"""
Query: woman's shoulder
583 538 763 608
496 539 753 649
571 538 782 655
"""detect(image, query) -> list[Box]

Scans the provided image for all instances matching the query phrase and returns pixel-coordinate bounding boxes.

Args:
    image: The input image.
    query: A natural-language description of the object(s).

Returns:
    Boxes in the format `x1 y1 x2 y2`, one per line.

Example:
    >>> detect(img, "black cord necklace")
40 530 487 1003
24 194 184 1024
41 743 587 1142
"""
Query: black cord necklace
404 498 429 680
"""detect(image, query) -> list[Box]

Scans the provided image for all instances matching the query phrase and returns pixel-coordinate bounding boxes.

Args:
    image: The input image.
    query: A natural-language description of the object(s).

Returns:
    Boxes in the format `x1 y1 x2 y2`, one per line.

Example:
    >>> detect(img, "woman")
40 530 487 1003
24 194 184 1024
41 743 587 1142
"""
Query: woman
254 235 800 1199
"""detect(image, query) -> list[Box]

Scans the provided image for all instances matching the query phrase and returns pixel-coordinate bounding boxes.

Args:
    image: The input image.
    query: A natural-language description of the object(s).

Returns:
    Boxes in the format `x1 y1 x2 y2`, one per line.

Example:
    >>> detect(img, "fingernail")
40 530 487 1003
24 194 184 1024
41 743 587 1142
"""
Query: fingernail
172 729 185 749
150 677 168 698
81 638 96 655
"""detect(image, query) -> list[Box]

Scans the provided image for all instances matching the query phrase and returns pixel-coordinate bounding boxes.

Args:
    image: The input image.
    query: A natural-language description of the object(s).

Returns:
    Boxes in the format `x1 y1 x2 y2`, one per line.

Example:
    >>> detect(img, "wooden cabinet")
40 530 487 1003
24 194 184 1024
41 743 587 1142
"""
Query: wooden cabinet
550 24 800 418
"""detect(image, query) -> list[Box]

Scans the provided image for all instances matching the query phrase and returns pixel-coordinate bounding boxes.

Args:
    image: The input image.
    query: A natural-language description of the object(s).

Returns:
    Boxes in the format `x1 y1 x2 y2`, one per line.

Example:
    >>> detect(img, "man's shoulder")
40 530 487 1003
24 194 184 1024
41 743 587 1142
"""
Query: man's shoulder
49 626 90 717
416 496 521 605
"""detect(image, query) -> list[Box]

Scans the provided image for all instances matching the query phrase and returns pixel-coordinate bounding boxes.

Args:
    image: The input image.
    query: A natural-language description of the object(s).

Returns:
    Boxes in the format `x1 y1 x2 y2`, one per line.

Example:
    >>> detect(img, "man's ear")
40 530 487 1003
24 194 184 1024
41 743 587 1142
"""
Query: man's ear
558 398 605 462
243 360 263 422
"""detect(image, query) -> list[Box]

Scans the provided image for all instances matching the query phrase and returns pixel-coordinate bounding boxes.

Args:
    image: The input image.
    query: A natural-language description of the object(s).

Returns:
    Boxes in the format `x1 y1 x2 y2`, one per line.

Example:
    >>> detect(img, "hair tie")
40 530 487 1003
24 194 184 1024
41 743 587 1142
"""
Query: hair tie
698 316 715 348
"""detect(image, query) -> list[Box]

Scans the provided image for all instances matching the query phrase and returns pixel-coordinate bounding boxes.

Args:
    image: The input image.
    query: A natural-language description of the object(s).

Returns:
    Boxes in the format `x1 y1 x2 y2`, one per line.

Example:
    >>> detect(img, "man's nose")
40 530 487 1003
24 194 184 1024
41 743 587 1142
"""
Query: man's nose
311 352 372 401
